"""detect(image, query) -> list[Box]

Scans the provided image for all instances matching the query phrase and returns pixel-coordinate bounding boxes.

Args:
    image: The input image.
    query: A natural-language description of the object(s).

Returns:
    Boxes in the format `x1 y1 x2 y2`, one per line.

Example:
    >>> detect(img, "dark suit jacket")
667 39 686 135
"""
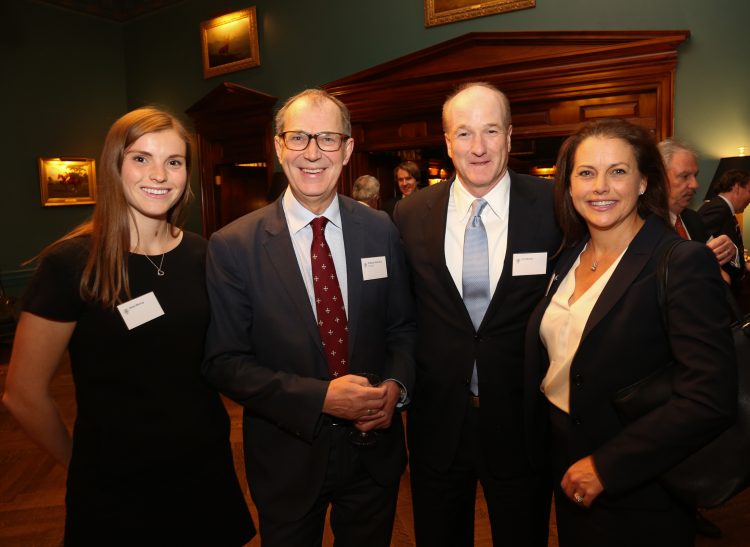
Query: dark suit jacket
679 208 710 243
699 196 746 288
524 214 736 509
202 194 416 522
393 171 561 477
381 195 401 219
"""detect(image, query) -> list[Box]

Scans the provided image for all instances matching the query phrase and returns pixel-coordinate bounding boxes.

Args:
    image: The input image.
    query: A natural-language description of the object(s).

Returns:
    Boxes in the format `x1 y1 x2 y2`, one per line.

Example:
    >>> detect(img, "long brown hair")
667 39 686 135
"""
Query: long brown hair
554 118 670 249
40 107 194 307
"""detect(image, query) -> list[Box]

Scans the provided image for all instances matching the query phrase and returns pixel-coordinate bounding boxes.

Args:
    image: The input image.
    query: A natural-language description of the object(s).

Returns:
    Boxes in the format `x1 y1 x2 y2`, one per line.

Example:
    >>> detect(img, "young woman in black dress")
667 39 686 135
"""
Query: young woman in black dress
3 107 255 545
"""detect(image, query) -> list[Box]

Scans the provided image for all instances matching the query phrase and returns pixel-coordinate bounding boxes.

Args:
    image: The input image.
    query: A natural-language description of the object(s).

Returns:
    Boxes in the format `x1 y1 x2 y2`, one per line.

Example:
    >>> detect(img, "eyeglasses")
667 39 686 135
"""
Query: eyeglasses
278 131 350 152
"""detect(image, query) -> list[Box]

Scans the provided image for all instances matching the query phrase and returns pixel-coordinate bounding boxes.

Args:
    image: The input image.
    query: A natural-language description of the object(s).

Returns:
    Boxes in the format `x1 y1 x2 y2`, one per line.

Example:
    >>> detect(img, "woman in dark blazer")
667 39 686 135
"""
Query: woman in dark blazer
524 119 736 546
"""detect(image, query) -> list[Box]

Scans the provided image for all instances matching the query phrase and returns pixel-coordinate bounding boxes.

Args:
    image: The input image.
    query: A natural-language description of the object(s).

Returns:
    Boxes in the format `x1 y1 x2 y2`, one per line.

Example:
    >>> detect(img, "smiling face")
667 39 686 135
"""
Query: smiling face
396 168 417 197
444 85 512 197
569 136 646 235
120 129 187 227
274 96 353 214
666 149 700 214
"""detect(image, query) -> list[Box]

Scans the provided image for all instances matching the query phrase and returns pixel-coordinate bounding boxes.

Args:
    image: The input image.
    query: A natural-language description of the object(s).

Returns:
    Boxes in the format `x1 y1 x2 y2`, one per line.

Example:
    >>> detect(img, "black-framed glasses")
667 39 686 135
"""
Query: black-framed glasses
278 131 350 152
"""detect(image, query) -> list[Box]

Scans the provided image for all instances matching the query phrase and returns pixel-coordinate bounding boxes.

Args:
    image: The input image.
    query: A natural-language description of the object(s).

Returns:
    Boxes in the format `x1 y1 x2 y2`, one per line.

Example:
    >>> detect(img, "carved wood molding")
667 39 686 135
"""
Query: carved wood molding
324 31 690 154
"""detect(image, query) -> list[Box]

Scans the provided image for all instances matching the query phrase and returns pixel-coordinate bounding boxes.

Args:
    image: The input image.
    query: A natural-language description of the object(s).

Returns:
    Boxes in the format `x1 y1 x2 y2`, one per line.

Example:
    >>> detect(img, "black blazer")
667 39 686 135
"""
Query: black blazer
524 214 736 506
393 171 561 476
679 208 710 243
699 196 746 288
202 194 416 522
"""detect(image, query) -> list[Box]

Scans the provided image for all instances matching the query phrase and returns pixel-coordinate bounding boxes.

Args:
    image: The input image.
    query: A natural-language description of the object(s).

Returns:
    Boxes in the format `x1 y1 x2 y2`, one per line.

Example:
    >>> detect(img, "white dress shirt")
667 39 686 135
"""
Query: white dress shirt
445 172 511 301
539 245 626 413
282 189 348 320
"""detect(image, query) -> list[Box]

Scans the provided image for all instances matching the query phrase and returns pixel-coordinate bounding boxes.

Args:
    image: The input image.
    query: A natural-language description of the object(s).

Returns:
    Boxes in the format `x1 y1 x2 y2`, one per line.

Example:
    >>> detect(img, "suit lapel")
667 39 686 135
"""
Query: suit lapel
340 196 363 360
581 215 665 340
262 199 326 361
482 172 541 326
423 181 471 322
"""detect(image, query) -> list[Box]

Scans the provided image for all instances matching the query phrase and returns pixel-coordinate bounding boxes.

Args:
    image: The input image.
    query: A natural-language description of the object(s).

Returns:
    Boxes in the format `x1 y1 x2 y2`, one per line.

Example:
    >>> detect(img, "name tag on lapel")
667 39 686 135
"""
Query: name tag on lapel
117 291 164 330
512 252 547 276
362 256 387 280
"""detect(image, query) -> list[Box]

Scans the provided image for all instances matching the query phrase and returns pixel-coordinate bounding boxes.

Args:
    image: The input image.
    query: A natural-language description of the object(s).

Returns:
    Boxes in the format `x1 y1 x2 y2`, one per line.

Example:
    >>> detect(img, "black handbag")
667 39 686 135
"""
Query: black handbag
613 239 750 508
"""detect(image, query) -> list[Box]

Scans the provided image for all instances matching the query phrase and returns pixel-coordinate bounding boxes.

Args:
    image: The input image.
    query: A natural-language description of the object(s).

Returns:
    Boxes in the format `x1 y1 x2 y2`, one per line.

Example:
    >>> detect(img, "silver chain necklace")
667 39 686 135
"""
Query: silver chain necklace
143 253 165 276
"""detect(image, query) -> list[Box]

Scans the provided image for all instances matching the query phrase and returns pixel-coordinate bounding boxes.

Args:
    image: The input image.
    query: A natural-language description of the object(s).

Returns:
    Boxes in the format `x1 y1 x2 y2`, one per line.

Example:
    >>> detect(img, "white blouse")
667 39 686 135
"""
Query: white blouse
539 244 627 413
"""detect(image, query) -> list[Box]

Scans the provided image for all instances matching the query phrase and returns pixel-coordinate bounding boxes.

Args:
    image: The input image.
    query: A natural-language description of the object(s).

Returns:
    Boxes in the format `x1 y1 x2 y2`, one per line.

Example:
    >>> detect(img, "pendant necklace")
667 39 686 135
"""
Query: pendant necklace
143 253 166 276
588 245 601 272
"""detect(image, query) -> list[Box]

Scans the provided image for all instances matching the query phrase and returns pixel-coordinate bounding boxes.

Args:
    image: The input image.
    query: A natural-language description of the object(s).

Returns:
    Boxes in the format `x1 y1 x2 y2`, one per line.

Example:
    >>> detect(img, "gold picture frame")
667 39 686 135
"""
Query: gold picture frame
38 157 97 207
200 7 260 79
424 0 535 27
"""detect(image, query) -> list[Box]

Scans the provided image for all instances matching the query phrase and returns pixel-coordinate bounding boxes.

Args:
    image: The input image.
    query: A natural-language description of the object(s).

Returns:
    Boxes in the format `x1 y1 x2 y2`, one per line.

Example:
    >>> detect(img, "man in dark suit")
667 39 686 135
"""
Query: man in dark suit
393 82 561 546
202 89 415 546
658 138 739 538
699 169 750 295
382 160 421 218
658 139 737 275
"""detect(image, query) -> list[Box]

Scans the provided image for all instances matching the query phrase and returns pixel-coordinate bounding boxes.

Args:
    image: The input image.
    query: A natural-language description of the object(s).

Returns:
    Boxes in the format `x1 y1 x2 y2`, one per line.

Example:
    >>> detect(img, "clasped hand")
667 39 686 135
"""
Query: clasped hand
322 375 401 432
561 455 605 509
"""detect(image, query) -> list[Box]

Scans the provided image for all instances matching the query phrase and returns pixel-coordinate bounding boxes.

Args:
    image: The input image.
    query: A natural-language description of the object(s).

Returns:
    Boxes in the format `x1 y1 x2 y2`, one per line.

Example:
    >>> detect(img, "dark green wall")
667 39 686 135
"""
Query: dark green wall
1 1 127 293
3 0 749 294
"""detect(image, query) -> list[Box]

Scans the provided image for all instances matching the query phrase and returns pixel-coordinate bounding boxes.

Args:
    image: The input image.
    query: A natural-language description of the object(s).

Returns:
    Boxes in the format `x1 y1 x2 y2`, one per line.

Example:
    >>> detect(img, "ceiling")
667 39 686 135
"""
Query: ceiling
36 0 185 22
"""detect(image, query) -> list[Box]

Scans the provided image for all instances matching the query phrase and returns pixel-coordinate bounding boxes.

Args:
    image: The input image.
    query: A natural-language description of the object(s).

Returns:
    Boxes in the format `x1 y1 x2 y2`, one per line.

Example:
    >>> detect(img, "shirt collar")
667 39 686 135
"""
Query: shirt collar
452 170 511 221
283 188 342 234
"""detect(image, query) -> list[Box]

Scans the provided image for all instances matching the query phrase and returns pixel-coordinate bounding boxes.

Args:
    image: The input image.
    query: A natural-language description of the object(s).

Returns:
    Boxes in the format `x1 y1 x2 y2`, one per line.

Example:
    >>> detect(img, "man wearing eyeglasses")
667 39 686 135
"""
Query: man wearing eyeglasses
202 88 416 546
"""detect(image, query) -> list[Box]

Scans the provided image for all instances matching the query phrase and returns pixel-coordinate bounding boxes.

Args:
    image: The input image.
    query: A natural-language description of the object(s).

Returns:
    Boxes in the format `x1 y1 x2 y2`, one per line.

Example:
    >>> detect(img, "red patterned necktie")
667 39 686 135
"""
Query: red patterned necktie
674 215 689 240
310 216 349 378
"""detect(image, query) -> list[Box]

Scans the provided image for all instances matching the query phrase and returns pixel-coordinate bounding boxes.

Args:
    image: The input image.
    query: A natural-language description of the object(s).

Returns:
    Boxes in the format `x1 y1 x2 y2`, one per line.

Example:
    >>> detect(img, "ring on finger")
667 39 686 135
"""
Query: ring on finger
574 493 584 504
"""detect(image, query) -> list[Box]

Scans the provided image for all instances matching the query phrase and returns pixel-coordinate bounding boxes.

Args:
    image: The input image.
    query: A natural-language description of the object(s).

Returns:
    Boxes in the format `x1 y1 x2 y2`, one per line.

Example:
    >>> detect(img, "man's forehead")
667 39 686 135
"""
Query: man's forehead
671 151 698 171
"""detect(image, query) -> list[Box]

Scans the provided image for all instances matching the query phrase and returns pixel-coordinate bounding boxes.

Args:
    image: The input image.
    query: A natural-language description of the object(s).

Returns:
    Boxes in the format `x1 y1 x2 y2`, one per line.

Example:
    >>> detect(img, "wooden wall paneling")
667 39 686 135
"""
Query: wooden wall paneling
186 83 277 237
323 30 689 186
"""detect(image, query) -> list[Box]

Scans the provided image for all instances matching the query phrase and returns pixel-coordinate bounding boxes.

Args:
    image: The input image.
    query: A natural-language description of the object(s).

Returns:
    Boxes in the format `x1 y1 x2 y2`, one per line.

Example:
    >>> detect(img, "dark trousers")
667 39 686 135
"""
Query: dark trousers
410 405 551 547
258 425 399 547
547 403 695 547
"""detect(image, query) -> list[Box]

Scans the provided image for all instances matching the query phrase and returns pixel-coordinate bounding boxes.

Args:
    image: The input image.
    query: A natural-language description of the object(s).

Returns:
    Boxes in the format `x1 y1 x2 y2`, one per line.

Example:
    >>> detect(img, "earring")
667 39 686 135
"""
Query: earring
638 189 645 196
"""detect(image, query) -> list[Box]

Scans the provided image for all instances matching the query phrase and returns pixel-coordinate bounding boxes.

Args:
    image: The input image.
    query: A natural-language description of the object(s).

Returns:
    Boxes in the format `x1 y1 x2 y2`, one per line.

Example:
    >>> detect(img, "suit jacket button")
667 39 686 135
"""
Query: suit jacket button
474 334 481 342
573 416 582 425
573 374 583 386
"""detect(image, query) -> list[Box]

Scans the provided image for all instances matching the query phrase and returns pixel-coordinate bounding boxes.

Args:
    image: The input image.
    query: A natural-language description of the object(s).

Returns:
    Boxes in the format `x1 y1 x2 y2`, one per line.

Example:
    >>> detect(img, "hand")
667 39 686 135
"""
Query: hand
706 235 736 266
561 455 605 509
354 380 401 432
322 374 386 422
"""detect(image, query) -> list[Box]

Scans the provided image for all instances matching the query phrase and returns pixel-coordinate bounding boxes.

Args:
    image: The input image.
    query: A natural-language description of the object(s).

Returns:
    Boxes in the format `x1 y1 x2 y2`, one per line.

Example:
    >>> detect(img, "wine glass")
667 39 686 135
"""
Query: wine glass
348 372 381 448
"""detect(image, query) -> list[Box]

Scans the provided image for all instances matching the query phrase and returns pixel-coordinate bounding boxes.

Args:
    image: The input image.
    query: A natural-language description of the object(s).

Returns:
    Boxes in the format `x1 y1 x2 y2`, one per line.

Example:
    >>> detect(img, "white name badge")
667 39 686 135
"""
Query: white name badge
361 256 387 280
512 252 548 276
117 291 165 330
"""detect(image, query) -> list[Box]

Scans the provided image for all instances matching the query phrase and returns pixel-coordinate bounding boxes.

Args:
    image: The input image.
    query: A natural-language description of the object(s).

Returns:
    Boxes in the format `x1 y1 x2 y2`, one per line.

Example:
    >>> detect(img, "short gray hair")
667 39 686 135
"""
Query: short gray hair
658 138 698 168
352 175 380 201
275 88 351 136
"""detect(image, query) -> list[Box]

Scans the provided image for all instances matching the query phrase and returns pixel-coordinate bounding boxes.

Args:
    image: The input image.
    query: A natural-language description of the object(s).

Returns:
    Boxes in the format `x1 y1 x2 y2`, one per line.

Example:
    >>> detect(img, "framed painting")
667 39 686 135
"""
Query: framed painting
200 6 260 79
424 0 535 27
38 157 97 207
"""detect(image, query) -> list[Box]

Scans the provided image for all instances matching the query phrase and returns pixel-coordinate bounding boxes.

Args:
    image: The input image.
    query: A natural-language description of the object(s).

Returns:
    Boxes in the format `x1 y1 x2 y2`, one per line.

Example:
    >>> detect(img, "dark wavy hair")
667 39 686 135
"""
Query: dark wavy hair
714 168 750 194
554 118 670 249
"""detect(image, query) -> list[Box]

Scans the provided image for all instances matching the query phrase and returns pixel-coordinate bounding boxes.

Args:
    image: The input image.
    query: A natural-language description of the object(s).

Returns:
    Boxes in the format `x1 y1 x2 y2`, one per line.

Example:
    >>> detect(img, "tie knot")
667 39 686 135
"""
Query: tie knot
469 199 487 228
311 216 329 235
471 199 487 219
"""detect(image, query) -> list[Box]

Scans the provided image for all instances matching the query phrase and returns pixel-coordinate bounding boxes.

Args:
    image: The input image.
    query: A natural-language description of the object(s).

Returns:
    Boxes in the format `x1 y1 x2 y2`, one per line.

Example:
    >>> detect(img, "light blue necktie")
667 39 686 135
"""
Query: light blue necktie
462 198 490 395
